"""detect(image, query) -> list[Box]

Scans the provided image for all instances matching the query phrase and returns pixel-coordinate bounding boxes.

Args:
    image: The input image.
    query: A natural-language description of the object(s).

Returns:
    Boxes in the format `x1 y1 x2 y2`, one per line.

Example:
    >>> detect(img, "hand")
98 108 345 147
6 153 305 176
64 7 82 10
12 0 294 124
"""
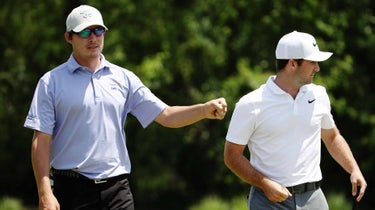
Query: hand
204 97 227 120
350 169 367 202
261 179 292 203
39 192 60 210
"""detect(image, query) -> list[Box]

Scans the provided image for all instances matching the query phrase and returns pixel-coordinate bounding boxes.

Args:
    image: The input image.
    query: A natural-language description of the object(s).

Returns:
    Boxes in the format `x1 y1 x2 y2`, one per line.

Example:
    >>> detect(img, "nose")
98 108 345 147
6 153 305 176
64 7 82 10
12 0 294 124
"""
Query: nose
87 32 99 43
314 62 320 72
88 32 97 39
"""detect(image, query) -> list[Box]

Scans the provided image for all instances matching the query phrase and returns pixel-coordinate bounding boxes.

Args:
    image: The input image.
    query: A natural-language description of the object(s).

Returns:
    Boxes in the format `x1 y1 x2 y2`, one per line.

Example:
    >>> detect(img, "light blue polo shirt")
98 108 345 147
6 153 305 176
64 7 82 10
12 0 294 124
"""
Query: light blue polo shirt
24 54 167 179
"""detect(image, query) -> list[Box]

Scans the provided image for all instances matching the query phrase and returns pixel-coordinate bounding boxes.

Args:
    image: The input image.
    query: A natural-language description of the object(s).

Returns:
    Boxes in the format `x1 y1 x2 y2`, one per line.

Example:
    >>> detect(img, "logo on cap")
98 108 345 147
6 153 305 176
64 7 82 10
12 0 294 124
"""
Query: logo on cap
313 43 317 47
80 10 93 19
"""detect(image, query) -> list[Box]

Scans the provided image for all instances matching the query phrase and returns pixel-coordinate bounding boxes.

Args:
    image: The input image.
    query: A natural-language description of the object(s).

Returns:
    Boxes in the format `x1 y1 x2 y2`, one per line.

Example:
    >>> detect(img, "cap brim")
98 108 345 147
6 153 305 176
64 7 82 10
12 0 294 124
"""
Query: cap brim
304 51 333 62
72 22 108 32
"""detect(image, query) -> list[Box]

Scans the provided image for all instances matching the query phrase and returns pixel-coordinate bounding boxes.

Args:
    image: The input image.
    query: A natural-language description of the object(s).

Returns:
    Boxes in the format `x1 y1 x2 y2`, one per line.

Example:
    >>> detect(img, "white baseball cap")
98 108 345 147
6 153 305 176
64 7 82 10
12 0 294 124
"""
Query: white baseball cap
66 5 108 32
275 31 332 62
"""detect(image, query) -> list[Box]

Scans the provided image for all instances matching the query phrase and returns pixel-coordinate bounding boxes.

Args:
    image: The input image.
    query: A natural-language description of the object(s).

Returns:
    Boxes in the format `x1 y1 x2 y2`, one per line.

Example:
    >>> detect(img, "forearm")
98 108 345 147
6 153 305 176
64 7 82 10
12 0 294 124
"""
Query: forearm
31 131 53 197
324 134 360 174
155 98 227 128
224 142 270 189
156 105 206 128
225 154 269 187
224 141 292 201
322 127 367 201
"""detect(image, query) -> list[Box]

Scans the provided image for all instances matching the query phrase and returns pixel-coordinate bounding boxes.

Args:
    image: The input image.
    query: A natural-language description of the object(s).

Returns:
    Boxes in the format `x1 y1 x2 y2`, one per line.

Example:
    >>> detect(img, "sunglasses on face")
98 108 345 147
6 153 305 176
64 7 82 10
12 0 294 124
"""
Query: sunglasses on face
74 27 106 38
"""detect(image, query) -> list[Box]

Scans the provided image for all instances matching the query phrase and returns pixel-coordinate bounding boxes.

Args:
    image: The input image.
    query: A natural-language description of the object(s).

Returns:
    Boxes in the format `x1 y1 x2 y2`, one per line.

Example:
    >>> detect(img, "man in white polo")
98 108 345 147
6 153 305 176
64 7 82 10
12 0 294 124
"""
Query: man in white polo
224 31 367 209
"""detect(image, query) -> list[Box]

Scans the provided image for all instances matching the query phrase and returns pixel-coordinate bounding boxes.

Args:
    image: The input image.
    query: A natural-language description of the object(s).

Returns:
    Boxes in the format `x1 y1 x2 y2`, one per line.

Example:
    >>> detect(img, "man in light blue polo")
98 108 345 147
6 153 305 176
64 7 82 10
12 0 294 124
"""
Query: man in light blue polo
224 31 366 209
24 5 227 210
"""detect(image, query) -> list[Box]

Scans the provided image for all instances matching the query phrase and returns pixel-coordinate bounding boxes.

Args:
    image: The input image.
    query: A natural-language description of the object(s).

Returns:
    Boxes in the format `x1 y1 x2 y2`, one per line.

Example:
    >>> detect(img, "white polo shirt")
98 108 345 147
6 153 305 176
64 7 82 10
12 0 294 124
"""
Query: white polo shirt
226 76 335 187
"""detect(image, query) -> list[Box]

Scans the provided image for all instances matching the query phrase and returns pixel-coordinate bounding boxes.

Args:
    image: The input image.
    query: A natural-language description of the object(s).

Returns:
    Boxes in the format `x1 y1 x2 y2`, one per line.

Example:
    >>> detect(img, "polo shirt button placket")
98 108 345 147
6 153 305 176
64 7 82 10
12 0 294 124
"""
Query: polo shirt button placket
92 73 101 103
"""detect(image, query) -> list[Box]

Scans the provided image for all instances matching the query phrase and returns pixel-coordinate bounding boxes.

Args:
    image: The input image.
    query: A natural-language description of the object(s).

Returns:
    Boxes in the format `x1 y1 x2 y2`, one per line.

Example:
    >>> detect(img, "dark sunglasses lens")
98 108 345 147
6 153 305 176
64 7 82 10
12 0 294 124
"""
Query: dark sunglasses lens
94 28 105 36
77 27 105 38
78 29 91 38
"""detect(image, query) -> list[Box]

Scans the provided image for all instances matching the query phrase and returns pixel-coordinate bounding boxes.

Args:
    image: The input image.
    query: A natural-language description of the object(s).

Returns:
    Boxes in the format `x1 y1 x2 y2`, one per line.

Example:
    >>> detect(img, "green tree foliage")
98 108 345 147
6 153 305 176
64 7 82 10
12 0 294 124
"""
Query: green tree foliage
1 0 374 209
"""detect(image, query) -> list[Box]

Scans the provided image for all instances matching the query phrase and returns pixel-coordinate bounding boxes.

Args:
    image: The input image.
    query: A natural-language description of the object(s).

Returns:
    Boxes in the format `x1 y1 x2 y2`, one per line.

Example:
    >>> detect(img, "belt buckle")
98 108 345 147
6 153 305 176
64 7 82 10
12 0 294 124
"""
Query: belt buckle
289 184 305 193
94 179 107 184
292 185 304 193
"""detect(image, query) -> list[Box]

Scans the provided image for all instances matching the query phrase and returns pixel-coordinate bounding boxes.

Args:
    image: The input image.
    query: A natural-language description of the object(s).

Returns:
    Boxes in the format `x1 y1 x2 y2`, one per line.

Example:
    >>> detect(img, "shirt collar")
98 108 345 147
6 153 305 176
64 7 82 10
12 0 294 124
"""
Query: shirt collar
67 54 110 73
266 75 308 95
266 75 285 95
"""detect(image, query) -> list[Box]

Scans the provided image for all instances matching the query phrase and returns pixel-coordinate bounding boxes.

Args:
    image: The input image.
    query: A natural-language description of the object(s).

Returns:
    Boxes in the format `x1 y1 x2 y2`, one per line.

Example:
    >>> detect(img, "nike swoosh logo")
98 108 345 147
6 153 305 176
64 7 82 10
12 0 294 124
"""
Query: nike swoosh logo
313 43 317 47
308 99 316 103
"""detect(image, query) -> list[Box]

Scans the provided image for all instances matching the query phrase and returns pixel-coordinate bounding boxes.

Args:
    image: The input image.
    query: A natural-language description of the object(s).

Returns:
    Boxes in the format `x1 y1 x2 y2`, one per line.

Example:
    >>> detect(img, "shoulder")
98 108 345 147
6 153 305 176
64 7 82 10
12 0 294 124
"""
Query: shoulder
105 62 147 92
237 84 266 104
232 85 266 116
304 83 331 106
305 83 326 91
304 83 328 96
38 62 70 85
106 62 140 80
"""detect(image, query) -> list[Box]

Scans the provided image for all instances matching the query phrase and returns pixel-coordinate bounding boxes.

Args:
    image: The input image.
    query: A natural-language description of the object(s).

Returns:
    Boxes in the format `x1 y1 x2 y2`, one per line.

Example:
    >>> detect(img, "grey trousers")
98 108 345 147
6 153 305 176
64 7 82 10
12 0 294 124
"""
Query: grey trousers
248 186 329 210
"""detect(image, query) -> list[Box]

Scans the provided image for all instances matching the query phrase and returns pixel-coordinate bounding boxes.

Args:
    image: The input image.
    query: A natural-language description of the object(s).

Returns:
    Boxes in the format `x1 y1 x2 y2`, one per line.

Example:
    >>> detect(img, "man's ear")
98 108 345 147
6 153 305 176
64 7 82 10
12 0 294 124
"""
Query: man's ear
288 59 298 69
64 32 72 44
288 59 295 67
285 59 298 73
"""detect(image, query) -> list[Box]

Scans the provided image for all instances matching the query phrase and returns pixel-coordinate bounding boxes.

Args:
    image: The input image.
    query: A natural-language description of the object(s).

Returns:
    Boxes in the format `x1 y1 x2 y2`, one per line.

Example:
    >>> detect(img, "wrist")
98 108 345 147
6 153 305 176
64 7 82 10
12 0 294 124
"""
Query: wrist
37 177 53 196
258 177 273 191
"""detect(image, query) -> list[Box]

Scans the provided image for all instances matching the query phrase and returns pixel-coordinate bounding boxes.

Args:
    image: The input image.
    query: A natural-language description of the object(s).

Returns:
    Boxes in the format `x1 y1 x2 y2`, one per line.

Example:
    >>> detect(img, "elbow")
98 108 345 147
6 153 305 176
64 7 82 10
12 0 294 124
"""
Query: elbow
224 140 245 170
154 107 184 128
157 117 183 128
224 156 231 169
164 123 182 129
224 145 234 169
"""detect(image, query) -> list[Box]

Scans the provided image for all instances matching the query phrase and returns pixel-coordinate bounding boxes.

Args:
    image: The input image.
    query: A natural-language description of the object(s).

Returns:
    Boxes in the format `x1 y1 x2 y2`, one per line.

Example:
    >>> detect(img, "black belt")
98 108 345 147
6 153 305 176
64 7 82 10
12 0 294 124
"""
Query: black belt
287 181 321 194
51 168 129 184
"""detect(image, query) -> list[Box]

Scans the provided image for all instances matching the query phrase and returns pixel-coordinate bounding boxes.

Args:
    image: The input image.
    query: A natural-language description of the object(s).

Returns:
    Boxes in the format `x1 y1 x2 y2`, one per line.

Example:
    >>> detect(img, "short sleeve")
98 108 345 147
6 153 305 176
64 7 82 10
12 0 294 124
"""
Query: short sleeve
124 72 167 128
130 87 167 128
24 74 56 135
320 88 335 129
226 100 257 145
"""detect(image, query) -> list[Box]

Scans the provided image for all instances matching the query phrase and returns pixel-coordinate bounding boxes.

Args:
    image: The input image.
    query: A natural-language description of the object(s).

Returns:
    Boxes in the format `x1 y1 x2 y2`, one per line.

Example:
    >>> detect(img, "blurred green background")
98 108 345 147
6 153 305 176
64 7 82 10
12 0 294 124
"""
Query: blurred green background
1 0 374 209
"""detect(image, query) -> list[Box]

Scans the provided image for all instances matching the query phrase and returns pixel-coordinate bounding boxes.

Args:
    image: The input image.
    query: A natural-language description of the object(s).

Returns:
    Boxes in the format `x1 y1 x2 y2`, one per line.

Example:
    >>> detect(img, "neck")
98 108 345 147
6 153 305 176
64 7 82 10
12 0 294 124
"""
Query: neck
274 74 301 99
73 54 102 72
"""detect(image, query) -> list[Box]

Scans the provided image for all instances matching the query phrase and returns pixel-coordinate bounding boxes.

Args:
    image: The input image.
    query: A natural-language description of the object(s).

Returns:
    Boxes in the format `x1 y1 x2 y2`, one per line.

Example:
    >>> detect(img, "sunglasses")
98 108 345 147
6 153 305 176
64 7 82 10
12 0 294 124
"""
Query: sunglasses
74 27 106 38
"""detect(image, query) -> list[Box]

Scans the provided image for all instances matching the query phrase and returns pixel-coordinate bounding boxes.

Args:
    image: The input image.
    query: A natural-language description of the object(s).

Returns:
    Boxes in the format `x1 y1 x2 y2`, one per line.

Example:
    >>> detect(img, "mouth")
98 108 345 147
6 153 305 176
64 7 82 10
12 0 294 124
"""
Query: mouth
87 44 99 50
